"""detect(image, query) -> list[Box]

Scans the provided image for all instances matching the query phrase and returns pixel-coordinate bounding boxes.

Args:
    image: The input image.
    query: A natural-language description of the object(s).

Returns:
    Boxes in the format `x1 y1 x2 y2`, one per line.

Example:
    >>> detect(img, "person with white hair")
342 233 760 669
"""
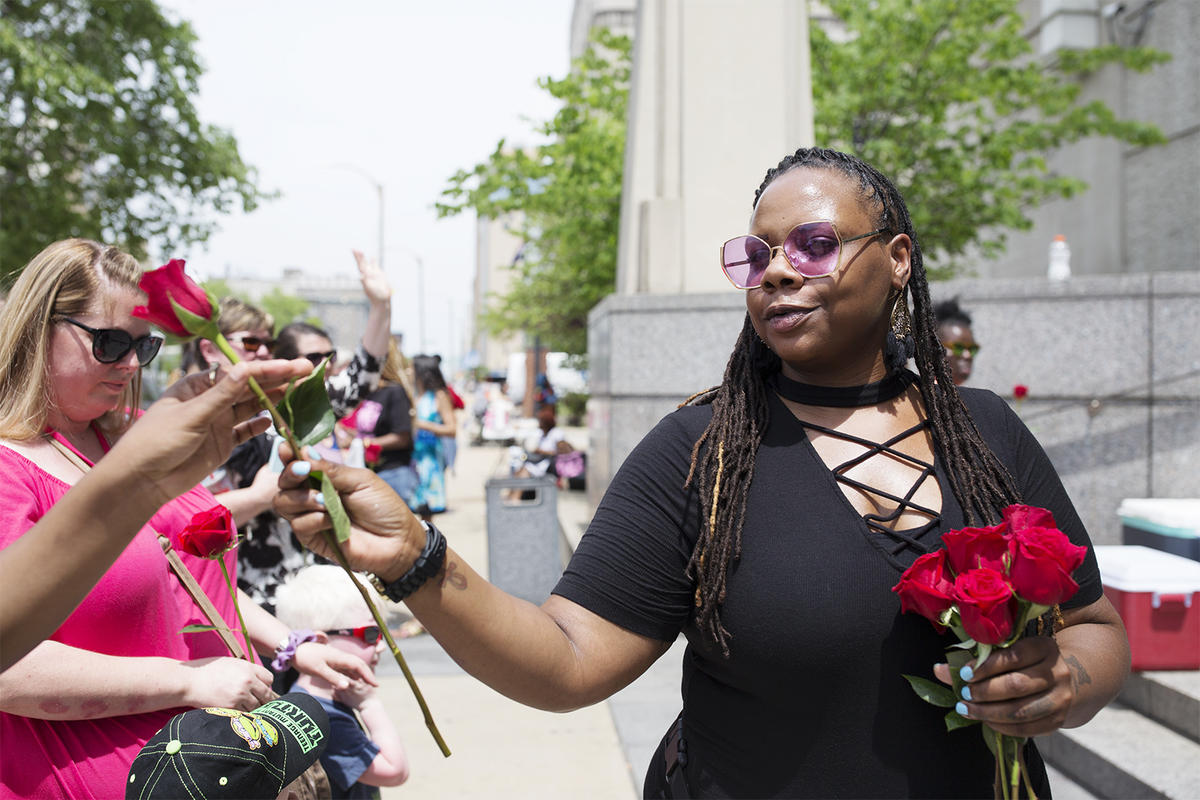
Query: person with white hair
274 565 409 798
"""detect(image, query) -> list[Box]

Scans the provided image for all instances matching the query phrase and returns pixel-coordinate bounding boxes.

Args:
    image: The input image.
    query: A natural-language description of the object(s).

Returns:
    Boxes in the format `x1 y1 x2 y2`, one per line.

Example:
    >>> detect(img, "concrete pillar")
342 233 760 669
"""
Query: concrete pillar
589 0 815 502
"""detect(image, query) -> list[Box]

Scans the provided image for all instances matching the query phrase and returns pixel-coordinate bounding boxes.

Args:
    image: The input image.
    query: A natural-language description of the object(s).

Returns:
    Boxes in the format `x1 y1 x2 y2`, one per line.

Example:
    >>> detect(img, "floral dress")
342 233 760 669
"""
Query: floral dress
411 390 447 515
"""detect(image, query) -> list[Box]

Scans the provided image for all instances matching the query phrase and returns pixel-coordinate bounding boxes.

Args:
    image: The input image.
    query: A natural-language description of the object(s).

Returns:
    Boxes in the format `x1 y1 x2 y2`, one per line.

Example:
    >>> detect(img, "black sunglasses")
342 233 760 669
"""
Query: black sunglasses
325 625 382 645
60 318 163 366
303 350 336 368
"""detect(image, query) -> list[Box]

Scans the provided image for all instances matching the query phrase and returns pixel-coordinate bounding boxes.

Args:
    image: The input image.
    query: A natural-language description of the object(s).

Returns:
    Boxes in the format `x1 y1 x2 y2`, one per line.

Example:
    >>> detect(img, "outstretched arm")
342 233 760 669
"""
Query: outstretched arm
0 642 274 717
274 452 671 712
0 360 311 671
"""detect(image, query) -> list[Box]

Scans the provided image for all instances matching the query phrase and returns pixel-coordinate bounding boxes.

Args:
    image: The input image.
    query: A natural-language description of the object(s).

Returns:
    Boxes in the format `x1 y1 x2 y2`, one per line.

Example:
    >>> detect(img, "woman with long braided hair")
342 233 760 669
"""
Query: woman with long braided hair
274 147 1129 798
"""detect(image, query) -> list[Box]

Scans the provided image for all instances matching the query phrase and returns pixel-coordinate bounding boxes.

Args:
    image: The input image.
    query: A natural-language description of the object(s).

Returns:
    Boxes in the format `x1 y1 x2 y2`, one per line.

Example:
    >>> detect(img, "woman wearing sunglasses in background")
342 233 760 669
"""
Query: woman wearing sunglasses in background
274 564 410 797
934 296 980 386
188 249 393 621
0 239 372 800
275 148 1128 799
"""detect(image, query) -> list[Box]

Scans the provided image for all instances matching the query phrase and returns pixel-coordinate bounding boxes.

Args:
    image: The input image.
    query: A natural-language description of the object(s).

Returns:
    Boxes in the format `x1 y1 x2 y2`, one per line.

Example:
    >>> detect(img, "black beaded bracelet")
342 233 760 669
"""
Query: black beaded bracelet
368 520 447 603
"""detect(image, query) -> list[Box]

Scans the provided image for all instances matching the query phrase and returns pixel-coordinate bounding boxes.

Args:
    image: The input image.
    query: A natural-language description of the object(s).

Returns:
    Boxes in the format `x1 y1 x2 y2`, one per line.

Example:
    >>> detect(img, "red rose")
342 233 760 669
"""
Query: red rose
953 568 1018 645
132 259 217 338
892 549 956 626
1002 504 1056 533
178 505 236 559
1013 384 1029 400
942 523 1010 574
1008 526 1087 606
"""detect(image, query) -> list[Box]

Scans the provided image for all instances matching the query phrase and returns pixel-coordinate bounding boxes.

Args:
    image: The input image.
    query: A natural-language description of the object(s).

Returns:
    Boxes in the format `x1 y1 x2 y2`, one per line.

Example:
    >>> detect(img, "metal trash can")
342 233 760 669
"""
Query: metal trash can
485 476 564 604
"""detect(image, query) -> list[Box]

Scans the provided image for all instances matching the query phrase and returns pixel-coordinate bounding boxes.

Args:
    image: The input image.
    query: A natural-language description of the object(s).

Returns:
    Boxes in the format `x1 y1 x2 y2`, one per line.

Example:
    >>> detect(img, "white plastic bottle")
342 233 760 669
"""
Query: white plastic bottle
1048 234 1071 281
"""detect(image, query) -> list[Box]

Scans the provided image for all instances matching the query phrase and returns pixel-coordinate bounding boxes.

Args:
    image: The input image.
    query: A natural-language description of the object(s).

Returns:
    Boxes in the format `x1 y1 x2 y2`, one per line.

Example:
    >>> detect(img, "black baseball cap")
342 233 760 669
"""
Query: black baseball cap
126 692 330 799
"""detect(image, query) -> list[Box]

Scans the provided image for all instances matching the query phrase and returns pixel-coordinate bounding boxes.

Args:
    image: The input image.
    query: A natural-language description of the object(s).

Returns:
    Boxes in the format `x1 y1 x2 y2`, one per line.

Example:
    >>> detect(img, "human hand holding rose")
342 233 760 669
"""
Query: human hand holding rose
177 505 256 661
892 504 1087 800
134 258 448 756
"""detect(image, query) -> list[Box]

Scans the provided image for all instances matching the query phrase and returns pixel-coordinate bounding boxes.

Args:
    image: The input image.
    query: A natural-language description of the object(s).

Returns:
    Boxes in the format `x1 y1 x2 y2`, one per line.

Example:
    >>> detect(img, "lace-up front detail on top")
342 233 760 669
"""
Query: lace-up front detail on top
797 416 942 569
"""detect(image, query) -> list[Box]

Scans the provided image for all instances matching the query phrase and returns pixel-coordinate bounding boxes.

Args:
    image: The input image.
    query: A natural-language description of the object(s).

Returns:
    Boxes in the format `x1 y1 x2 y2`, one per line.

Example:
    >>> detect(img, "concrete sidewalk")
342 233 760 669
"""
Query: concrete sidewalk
373 436 683 799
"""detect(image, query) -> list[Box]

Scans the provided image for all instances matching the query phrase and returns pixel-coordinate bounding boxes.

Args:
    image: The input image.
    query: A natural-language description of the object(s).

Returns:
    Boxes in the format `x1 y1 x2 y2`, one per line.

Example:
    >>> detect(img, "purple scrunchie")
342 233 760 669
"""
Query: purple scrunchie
271 629 318 672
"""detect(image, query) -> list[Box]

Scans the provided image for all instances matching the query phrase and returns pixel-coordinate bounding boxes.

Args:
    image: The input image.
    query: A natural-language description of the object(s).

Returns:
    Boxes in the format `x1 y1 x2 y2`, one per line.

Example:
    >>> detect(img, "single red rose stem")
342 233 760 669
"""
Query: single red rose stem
213 333 449 754
319 528 450 756
219 557 255 662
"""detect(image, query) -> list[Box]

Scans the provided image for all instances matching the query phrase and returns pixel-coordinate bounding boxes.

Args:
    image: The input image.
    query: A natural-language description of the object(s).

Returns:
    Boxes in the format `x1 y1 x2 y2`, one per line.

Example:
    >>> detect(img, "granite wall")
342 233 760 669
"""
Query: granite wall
586 272 1200 544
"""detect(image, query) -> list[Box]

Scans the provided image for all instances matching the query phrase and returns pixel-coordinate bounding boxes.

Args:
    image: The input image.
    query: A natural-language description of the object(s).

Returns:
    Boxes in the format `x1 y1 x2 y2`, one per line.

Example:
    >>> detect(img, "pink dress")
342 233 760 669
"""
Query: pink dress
0 431 240 799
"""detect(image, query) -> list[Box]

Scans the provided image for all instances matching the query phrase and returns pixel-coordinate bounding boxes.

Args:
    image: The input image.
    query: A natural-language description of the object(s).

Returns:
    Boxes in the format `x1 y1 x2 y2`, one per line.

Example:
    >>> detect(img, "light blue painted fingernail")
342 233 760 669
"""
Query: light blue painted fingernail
961 686 972 701
959 665 974 681
956 701 969 717
314 493 325 507
291 461 311 477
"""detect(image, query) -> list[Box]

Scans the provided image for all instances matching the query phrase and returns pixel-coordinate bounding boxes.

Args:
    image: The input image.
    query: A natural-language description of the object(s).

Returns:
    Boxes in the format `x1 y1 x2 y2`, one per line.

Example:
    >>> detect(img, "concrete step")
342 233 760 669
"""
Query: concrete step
1119 670 1200 742
1045 764 1101 800
1038 704 1200 799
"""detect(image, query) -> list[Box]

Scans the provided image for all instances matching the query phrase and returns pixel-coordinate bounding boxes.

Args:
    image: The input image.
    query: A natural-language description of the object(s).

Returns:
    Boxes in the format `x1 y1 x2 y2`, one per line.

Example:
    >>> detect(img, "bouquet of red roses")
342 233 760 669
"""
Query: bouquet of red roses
892 504 1087 800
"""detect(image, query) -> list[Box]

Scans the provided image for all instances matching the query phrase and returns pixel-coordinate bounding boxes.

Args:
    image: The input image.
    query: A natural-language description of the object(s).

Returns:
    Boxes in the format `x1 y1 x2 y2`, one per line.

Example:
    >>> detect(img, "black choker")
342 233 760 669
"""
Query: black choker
770 369 915 408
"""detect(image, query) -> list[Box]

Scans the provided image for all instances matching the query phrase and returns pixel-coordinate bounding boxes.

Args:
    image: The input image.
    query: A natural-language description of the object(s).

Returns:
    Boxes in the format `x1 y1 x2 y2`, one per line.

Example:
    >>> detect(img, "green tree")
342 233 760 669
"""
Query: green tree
257 286 312 331
0 0 268 282
811 0 1168 273
199 280 312 333
436 29 630 355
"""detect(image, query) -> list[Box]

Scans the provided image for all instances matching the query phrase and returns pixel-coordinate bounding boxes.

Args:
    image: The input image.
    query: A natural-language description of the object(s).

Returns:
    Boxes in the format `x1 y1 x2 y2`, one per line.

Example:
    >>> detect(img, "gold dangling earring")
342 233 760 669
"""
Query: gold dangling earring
890 289 913 341
885 287 914 371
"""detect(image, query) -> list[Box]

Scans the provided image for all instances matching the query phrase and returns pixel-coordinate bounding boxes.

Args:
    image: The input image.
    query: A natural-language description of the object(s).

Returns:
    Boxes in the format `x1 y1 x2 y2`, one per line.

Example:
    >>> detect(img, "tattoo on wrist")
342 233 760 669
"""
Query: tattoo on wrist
441 560 467 590
1065 654 1092 691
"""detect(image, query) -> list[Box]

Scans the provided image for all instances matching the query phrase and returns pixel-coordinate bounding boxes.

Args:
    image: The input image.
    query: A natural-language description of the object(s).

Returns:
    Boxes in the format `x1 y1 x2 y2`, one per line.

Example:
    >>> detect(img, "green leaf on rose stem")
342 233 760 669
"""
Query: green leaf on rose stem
902 674 958 707
168 295 221 341
950 638 978 649
946 648 974 701
945 708 978 731
981 723 1001 758
180 624 226 634
976 642 993 666
318 470 352 543
277 359 335 447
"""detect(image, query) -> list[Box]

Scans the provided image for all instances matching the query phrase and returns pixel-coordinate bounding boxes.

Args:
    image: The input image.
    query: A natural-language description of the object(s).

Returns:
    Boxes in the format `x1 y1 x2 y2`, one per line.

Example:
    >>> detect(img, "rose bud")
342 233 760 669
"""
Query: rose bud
953 568 1018 645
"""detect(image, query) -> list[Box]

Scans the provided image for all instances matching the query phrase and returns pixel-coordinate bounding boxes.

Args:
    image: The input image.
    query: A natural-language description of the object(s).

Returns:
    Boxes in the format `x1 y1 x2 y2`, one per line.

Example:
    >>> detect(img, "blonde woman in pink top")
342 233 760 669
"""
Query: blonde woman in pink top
0 240 375 800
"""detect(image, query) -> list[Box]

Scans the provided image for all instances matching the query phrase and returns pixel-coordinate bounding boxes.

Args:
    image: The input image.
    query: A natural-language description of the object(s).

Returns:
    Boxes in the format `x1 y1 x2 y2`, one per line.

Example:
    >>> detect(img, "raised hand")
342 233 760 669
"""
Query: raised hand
353 249 393 307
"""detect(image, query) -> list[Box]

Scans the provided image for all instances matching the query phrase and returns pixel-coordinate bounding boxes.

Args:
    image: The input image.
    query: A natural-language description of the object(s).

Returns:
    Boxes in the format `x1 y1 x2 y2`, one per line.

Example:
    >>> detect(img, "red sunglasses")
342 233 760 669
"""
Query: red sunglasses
325 625 382 645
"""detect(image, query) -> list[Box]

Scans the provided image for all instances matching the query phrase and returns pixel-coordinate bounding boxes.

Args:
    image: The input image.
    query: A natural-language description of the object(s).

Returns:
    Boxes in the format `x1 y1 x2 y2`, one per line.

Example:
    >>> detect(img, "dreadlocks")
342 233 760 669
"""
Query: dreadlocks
683 147 1022 656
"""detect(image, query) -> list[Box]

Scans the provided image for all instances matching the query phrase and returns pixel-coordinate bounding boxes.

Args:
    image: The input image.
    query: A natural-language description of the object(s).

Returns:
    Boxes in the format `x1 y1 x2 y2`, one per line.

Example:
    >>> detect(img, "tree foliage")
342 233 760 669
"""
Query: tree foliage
0 0 268 283
436 29 630 355
811 0 1168 273
200 279 312 333
440 4 1168 351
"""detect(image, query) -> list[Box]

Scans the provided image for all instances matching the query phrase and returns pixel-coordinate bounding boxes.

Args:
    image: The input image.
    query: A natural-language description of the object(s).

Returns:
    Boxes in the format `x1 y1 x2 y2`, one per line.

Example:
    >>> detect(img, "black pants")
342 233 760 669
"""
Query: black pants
644 712 691 799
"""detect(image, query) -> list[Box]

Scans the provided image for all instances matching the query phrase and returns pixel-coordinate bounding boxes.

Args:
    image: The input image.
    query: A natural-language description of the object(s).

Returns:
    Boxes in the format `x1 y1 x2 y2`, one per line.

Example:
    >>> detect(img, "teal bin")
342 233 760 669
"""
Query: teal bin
1119 498 1200 563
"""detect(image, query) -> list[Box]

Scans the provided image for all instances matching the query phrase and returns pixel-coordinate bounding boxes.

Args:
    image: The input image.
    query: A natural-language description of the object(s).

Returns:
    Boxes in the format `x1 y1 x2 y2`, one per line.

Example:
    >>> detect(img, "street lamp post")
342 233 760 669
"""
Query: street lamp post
413 253 426 353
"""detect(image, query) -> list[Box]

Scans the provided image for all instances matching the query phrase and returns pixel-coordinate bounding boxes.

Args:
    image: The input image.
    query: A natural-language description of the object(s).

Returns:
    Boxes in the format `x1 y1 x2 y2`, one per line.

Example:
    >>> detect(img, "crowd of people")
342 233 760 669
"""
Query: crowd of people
0 146 1129 800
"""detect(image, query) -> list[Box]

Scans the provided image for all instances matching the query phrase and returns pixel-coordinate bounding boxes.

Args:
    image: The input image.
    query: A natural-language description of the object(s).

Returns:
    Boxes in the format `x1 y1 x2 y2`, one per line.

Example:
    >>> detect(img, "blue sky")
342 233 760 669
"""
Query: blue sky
158 0 574 366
